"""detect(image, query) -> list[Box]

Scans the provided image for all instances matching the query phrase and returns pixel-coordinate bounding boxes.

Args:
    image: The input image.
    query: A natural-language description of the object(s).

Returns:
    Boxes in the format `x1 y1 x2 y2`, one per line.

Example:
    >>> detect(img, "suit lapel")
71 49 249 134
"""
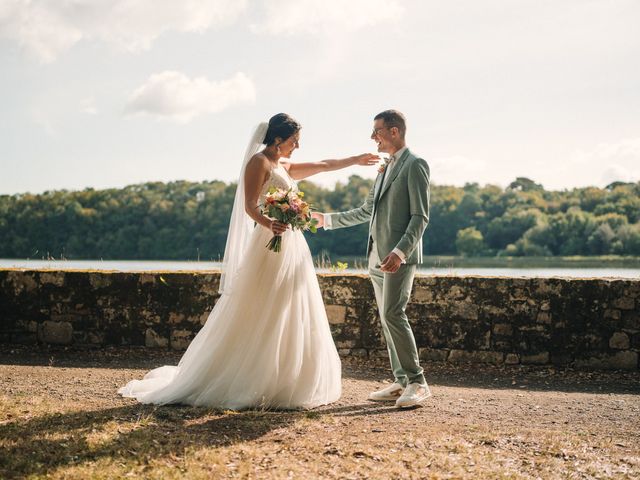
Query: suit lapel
377 148 410 202
373 168 386 206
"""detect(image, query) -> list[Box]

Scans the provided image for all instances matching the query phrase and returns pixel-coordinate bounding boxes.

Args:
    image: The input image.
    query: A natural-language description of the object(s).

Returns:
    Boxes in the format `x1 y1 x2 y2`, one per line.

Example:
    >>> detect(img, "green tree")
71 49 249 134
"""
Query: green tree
455 227 487 256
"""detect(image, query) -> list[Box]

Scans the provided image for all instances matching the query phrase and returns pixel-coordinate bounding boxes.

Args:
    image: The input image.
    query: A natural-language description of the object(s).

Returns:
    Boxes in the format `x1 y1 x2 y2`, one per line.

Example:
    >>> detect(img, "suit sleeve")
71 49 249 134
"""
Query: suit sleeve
395 158 430 257
325 181 376 230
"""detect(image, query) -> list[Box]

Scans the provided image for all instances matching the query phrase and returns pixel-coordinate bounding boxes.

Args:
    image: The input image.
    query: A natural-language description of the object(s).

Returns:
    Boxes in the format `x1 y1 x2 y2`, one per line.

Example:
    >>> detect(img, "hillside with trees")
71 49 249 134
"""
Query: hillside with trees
0 177 638 260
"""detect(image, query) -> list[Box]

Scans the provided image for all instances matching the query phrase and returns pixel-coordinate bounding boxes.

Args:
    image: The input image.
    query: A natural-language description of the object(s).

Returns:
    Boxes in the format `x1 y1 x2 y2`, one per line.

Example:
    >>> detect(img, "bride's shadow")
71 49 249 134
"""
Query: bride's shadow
0 399 404 478
0 404 289 478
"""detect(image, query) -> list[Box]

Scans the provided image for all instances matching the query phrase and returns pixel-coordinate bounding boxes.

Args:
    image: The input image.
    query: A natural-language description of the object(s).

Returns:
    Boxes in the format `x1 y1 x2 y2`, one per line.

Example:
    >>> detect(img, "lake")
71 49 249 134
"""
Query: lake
1 258 638 279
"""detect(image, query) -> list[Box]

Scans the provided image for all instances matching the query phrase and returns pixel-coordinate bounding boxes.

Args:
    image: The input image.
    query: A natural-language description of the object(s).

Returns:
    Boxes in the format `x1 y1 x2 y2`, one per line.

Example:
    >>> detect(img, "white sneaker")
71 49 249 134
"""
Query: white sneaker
368 382 404 402
395 383 431 408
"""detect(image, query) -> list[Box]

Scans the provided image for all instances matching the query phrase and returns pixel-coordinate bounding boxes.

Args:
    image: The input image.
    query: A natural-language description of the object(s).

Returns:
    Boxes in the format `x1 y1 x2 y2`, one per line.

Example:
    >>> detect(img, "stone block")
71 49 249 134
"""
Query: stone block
145 328 168 348
350 348 368 358
609 332 630 350
325 305 347 324
138 274 156 285
493 340 513 350
419 347 449 362
40 272 65 286
493 323 513 336
604 309 621 320
88 331 104 344
451 301 479 320
446 285 466 300
336 339 356 348
7 271 38 294
39 320 73 345
170 329 192 350
621 311 639 330
505 353 520 365
338 349 351 357
536 312 551 324
540 301 551 312
89 273 112 289
521 352 550 365
613 297 635 310
168 312 186 325
448 349 504 365
509 288 528 301
411 288 434 303
482 305 508 317
574 351 638 370
371 349 389 359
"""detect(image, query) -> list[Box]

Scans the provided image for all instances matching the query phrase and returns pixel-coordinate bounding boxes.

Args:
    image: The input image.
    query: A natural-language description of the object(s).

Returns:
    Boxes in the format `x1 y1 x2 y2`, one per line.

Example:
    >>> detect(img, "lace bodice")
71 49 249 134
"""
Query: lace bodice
259 164 298 203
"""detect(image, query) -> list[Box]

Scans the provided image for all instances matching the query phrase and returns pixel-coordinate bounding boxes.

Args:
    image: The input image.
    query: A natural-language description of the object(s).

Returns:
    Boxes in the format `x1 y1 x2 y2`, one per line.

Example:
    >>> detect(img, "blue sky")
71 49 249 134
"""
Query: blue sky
1 0 639 195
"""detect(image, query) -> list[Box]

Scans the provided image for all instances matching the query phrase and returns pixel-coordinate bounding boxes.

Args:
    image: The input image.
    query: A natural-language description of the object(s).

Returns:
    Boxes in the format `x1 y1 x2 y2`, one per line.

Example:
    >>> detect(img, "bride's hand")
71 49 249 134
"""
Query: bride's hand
270 220 288 235
353 153 379 166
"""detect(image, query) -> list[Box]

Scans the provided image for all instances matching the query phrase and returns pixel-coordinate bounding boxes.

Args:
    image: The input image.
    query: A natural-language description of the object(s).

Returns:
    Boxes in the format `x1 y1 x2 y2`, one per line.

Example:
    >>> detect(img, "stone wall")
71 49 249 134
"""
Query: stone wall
0 269 638 370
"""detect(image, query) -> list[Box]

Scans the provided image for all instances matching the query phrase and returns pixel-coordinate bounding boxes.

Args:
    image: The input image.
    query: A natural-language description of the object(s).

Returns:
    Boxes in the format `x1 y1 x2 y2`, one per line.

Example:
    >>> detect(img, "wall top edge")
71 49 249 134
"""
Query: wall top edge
0 267 637 282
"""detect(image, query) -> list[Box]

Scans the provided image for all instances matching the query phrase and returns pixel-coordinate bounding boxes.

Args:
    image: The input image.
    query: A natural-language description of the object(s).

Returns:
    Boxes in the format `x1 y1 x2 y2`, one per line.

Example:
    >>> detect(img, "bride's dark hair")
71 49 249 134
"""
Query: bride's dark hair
264 113 301 146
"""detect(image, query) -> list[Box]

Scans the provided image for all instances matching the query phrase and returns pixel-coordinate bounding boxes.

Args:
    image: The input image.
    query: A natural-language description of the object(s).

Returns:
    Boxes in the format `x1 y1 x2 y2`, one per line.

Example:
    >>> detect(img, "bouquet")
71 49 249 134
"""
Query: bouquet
261 187 318 252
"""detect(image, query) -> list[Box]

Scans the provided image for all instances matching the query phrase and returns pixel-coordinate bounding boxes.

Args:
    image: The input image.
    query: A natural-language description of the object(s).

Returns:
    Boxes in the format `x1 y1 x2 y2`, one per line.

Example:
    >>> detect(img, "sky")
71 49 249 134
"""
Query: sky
1 0 639 195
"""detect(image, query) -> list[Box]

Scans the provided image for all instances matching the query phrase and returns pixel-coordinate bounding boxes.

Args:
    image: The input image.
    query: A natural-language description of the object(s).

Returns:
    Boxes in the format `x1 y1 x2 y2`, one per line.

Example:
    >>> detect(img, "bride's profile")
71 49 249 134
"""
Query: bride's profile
118 113 378 410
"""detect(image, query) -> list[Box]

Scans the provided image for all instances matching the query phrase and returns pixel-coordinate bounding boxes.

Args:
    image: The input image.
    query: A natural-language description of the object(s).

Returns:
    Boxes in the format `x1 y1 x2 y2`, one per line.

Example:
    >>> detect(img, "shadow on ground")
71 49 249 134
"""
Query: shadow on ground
0 398 409 478
1 345 638 395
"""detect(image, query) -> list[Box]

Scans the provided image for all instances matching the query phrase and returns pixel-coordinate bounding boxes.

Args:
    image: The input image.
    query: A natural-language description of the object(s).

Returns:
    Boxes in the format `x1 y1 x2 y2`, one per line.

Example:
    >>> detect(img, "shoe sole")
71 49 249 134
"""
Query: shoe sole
395 391 432 408
368 396 402 402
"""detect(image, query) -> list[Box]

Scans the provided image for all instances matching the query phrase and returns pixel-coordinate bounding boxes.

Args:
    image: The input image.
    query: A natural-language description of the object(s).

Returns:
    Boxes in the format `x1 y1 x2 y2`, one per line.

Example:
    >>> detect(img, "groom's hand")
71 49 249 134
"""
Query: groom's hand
380 252 402 273
311 212 324 228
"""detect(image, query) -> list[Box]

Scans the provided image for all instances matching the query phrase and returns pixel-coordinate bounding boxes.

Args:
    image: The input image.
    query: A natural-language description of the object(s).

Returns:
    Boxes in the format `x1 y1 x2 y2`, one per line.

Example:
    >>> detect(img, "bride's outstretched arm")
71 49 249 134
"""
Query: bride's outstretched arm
244 155 288 235
285 153 379 180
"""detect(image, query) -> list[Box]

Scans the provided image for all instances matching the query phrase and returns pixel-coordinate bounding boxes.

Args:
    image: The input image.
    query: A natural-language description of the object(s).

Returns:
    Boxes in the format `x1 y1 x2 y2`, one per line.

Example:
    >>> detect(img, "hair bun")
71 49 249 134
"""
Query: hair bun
264 113 301 146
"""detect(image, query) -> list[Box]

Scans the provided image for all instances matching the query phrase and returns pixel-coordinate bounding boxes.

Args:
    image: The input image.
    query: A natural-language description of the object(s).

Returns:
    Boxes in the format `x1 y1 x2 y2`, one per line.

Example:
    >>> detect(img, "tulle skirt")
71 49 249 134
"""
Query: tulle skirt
118 225 342 410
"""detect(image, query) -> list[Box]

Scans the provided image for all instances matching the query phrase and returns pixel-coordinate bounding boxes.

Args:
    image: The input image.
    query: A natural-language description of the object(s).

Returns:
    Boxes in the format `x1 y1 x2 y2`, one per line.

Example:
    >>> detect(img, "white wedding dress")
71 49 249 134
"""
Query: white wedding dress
118 164 342 410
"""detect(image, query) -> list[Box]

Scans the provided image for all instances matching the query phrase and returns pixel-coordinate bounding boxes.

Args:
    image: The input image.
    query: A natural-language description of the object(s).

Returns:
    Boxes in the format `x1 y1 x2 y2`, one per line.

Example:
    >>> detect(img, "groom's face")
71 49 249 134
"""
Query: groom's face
371 119 394 154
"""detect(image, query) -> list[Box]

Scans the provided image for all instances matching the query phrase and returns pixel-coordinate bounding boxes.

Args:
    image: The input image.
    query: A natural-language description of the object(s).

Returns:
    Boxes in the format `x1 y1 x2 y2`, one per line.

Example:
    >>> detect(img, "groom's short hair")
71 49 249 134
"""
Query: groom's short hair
374 110 406 138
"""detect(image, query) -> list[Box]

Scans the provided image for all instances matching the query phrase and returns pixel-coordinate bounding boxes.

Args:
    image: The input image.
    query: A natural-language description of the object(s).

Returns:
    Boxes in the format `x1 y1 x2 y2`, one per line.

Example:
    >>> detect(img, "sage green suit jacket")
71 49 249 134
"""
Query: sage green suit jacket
328 148 430 264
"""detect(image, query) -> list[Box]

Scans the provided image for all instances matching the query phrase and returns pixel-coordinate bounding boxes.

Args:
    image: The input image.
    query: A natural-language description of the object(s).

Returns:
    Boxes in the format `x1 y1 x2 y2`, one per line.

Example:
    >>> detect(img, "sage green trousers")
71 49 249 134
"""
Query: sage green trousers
369 247 425 386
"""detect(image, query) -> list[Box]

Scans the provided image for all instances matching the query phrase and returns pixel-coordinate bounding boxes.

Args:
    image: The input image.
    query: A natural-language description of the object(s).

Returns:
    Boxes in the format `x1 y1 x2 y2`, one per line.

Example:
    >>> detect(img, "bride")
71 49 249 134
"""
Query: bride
118 113 378 410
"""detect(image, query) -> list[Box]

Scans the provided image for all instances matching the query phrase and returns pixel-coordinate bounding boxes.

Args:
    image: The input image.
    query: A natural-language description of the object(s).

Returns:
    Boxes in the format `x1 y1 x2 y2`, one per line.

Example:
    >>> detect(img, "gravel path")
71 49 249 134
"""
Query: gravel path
1 347 639 479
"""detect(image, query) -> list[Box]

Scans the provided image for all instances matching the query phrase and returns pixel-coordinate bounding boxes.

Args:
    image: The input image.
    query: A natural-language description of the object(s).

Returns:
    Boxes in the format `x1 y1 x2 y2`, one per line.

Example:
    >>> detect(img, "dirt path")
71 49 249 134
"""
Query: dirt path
1 347 639 479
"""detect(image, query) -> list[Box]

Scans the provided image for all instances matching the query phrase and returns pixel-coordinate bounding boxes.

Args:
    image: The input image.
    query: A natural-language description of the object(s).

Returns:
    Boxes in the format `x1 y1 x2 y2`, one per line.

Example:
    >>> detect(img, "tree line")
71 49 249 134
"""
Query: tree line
0 176 638 260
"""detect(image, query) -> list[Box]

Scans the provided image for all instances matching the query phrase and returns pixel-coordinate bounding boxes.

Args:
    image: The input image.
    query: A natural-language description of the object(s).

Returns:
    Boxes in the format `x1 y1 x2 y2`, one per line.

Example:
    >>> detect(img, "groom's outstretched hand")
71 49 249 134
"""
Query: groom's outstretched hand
380 252 402 273
311 212 324 228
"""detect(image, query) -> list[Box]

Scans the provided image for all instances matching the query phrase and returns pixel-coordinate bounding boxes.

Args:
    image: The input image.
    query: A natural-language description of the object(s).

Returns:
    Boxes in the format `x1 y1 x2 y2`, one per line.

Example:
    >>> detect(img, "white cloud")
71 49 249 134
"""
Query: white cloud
80 97 97 115
29 107 57 137
429 155 491 186
125 71 256 123
547 138 640 188
0 0 246 63
252 0 404 35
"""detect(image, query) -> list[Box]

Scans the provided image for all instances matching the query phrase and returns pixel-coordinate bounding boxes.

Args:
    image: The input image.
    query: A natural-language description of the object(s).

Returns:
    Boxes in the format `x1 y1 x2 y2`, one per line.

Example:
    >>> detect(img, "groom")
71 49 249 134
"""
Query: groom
313 110 431 408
